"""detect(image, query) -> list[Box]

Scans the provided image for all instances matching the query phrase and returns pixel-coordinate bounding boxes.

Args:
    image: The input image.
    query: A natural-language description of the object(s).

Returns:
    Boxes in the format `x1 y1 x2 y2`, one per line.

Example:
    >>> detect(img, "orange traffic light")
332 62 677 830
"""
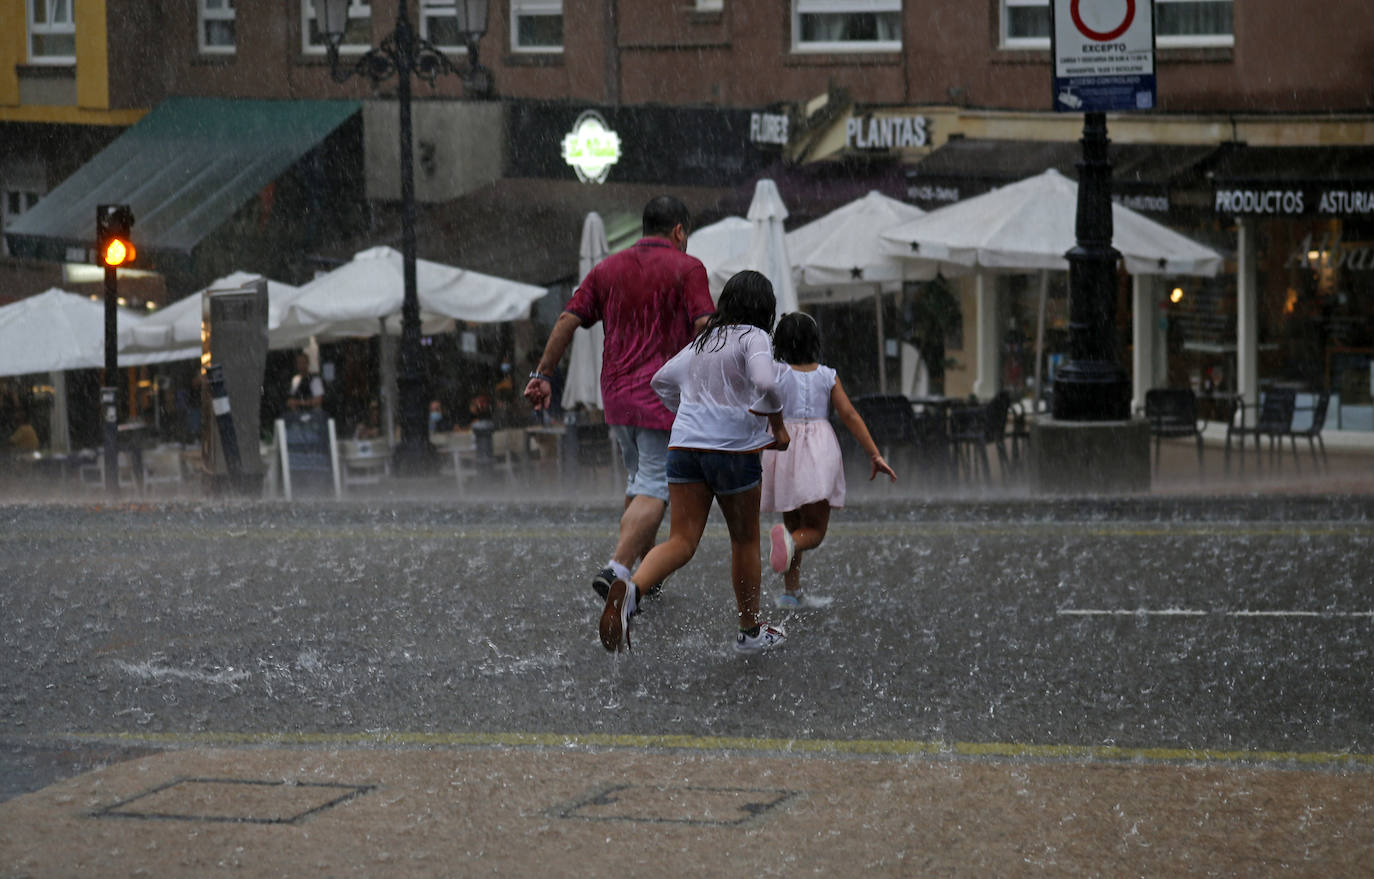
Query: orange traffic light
96 204 135 269
102 236 135 267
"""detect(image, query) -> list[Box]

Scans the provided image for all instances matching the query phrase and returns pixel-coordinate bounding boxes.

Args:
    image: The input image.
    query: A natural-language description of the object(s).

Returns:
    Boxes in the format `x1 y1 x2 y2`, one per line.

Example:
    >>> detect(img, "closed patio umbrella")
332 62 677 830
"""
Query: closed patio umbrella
562 213 610 411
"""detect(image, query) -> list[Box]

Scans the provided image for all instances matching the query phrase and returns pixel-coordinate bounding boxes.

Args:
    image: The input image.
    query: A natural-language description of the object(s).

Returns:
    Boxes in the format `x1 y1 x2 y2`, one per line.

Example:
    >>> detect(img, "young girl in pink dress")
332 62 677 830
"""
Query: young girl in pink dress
761 312 897 608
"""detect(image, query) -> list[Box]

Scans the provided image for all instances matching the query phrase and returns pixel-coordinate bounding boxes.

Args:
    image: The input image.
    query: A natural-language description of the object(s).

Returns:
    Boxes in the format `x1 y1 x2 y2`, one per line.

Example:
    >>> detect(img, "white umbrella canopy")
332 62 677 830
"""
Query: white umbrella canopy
119 270 303 353
880 168 1222 277
789 190 937 291
562 212 609 411
687 216 751 299
721 179 799 324
274 246 548 344
0 288 193 377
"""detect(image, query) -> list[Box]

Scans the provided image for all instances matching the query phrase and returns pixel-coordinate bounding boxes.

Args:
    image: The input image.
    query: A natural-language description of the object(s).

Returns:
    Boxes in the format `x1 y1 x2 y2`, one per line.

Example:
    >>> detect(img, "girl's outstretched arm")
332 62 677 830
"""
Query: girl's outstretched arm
831 378 897 482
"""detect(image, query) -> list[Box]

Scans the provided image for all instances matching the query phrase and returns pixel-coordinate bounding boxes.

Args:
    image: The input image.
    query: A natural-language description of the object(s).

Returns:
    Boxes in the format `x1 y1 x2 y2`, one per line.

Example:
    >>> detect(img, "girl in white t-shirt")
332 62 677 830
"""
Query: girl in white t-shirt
598 270 791 655
761 312 897 608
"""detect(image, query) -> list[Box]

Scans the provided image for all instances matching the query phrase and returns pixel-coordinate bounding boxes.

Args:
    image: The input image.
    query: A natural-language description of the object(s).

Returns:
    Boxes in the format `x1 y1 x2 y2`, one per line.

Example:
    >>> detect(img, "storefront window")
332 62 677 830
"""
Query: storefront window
1264 218 1374 428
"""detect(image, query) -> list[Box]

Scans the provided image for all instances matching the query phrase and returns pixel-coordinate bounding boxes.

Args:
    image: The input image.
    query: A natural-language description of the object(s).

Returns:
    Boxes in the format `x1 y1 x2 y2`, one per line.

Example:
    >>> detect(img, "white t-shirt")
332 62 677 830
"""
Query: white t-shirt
651 324 782 452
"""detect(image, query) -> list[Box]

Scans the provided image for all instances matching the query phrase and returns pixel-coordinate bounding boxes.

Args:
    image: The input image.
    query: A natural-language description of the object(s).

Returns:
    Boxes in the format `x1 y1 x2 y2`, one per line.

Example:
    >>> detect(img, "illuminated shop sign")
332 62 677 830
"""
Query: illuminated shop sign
1214 185 1374 217
562 111 622 184
847 114 929 151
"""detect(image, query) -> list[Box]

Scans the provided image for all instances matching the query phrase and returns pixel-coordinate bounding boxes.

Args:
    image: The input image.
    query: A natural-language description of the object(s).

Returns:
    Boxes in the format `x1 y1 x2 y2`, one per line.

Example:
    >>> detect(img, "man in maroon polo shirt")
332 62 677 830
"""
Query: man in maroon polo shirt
525 196 715 601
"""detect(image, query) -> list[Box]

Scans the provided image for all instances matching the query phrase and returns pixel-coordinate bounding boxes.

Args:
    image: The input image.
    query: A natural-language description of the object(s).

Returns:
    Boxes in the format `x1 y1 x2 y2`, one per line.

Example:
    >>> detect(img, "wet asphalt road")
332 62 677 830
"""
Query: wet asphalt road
2 494 1373 799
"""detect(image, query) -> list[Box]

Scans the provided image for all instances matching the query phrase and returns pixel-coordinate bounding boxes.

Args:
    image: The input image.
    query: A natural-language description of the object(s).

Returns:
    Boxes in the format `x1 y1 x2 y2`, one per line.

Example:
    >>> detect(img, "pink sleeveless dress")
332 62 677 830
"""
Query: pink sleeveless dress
760 365 846 512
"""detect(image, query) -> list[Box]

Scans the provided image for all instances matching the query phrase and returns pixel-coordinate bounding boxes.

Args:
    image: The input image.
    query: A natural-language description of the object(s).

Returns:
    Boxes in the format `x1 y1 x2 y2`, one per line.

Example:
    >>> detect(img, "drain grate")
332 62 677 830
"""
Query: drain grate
90 777 374 825
554 783 798 827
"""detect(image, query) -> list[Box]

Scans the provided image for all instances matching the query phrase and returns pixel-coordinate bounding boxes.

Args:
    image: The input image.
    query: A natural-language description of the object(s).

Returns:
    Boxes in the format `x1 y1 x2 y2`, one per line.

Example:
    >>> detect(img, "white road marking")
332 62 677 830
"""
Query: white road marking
1059 609 1374 619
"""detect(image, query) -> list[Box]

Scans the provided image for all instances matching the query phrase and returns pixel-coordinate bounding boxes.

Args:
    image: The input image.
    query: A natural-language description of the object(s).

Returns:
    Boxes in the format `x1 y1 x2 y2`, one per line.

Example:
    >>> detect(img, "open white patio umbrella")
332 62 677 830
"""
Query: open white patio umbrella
561 213 610 411
880 168 1222 276
880 168 1222 404
274 246 548 344
119 271 302 354
790 190 936 292
687 215 751 300
0 288 195 376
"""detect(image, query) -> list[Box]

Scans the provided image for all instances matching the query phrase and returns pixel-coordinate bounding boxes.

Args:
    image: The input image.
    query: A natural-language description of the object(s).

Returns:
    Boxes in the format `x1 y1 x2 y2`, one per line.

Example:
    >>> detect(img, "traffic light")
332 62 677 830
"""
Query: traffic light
96 204 135 268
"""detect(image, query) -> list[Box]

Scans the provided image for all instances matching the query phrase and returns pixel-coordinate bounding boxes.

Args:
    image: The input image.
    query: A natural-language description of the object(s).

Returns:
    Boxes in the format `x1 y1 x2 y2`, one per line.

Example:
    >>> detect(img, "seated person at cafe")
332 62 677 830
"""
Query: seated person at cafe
286 352 325 414
8 406 40 452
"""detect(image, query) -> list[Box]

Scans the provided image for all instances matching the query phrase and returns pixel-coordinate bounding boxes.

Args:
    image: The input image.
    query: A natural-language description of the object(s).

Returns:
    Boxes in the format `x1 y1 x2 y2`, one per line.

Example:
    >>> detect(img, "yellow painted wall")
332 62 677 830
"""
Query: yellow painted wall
0 0 24 106
75 0 109 110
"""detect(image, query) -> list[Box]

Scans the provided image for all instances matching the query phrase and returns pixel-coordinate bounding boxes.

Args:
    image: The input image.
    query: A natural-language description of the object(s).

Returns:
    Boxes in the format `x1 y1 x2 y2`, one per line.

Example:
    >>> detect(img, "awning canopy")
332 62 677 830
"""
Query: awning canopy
905 138 1222 215
4 97 360 265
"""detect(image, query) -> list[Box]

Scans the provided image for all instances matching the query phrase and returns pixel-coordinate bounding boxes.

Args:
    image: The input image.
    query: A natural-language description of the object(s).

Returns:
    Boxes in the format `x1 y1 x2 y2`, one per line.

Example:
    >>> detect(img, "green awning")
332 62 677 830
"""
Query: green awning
4 97 360 264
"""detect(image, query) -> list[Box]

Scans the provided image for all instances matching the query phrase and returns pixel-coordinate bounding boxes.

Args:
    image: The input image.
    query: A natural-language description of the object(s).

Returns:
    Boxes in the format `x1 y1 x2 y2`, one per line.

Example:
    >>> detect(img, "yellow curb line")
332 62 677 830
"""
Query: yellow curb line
60 731 1374 769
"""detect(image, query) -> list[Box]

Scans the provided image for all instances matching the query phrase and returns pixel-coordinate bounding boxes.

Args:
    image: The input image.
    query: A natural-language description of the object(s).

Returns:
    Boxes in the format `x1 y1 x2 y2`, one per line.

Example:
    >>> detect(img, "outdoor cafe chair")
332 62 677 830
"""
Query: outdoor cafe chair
1144 388 1204 472
851 394 924 474
1225 388 1297 473
1276 390 1331 472
947 392 1013 485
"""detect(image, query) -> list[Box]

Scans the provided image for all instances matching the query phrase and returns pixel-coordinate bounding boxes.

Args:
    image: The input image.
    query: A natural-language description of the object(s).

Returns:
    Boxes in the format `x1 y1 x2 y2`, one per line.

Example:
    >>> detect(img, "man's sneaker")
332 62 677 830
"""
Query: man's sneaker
734 622 786 654
769 524 795 574
591 567 617 601
599 579 634 653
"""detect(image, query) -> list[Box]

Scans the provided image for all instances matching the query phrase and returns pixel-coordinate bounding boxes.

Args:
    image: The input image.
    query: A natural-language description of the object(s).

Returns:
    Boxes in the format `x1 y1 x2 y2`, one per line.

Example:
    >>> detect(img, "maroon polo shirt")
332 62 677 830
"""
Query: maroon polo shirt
564 236 715 431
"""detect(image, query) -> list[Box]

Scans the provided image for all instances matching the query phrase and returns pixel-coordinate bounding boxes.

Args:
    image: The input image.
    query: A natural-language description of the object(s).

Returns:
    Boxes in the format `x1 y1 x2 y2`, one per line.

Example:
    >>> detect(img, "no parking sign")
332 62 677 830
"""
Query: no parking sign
1051 0 1156 112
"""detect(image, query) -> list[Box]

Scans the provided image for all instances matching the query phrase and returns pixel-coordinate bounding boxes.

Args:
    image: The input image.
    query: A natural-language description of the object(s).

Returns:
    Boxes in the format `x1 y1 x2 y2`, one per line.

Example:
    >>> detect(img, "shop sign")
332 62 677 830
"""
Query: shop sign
1214 185 1374 217
1285 232 1374 272
846 115 929 151
1051 0 1157 113
561 110 622 184
749 112 789 147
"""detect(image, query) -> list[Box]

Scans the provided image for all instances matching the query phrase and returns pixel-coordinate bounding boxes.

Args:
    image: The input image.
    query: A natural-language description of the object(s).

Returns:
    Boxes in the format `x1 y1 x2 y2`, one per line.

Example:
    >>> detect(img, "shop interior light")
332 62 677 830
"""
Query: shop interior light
1170 287 1185 304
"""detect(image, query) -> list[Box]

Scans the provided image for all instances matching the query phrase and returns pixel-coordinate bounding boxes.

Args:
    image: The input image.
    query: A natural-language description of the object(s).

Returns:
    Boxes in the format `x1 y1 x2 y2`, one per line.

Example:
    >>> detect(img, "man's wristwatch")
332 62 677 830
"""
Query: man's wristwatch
528 370 554 383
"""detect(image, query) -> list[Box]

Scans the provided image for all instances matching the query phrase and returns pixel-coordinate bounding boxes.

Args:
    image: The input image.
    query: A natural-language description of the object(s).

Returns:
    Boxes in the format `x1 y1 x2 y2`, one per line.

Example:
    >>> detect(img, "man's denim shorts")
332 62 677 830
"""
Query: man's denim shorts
665 448 762 496
609 424 670 502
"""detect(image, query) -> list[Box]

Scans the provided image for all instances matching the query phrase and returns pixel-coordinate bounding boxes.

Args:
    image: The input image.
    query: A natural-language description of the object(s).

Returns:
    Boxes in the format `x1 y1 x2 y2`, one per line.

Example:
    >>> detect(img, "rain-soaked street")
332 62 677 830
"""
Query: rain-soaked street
2 492 1373 874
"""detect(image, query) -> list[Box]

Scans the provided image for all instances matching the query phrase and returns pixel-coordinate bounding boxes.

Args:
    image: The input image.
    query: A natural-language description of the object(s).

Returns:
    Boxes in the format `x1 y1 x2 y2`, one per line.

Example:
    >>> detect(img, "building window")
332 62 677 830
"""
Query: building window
199 0 236 54
29 0 76 63
3 188 41 257
793 0 901 53
1002 0 1233 49
302 0 373 54
419 0 471 53
511 1 563 53
696 0 724 10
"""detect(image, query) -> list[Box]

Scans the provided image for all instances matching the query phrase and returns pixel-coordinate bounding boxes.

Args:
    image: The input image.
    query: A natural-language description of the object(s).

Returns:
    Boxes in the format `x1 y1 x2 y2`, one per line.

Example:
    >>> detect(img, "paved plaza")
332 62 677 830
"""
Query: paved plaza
2 436 1373 876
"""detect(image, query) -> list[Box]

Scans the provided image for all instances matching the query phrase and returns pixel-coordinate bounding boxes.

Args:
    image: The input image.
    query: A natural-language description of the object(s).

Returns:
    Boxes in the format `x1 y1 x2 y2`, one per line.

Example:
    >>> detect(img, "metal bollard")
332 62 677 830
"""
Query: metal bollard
206 364 242 483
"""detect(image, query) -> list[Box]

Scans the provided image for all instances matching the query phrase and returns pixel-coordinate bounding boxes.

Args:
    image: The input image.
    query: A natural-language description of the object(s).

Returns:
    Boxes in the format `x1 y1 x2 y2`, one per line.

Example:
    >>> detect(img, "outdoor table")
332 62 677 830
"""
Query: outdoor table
524 425 566 481
907 395 973 481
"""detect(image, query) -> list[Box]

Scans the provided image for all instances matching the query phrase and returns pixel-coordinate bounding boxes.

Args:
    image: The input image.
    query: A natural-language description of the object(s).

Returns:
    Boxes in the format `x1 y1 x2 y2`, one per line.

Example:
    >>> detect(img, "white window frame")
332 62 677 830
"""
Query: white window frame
793 0 902 54
418 0 471 54
695 0 724 11
1001 0 1233 50
511 0 563 53
28 0 76 65
198 0 236 55
301 0 373 55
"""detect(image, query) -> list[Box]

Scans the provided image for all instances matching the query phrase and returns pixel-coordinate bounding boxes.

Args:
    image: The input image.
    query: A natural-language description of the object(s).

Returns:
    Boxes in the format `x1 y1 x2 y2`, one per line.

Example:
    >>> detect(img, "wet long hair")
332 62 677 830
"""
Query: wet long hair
692 270 776 353
772 312 822 365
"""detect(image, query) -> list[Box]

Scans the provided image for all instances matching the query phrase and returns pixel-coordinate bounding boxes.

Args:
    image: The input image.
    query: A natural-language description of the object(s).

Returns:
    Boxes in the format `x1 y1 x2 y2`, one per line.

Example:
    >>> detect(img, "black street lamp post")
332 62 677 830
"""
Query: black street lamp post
1051 111 1130 422
314 0 490 475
